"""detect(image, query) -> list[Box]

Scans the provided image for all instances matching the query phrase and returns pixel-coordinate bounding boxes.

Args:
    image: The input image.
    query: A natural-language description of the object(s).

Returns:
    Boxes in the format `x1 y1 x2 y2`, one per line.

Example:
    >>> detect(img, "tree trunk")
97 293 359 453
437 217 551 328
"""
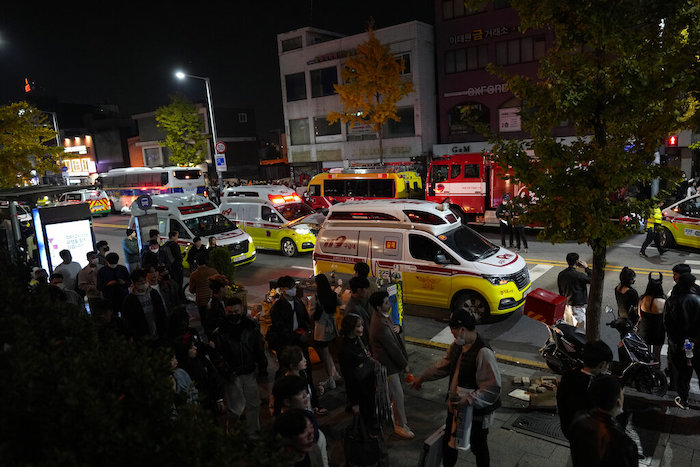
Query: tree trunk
586 240 607 342
377 126 384 166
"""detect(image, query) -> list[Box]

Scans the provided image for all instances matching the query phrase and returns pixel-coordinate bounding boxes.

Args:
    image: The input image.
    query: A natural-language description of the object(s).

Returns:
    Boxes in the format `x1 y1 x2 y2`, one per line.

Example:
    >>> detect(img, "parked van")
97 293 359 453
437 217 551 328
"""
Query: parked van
219 185 320 257
57 189 111 216
313 199 531 322
659 193 700 249
129 194 255 267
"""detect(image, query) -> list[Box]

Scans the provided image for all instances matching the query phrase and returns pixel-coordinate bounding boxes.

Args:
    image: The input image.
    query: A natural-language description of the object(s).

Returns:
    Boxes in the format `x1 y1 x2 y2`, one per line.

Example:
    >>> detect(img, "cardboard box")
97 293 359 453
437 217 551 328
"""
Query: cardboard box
523 288 567 325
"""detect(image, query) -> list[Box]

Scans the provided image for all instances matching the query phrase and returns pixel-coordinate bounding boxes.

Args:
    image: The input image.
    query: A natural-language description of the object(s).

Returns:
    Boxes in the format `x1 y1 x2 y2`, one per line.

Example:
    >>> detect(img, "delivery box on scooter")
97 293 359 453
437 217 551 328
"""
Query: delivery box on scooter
524 288 566 325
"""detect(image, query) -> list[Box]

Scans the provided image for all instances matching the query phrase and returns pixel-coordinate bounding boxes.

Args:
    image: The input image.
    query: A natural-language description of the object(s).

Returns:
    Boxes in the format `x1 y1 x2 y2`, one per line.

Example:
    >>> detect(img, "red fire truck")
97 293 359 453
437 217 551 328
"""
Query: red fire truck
425 153 526 224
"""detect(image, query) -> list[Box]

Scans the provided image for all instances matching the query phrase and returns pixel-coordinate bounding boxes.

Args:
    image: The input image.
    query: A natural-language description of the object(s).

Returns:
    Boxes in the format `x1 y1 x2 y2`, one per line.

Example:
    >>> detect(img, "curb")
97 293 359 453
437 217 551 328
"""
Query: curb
404 335 549 370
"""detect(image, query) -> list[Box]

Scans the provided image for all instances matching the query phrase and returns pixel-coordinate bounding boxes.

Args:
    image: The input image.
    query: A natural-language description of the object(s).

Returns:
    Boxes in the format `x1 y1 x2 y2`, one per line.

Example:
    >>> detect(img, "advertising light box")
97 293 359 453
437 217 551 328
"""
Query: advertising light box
33 204 94 272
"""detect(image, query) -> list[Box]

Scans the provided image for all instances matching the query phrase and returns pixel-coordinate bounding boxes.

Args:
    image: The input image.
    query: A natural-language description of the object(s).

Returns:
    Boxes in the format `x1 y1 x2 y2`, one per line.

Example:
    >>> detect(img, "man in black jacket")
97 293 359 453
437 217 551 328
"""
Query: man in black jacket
557 252 592 330
211 296 267 435
556 340 613 439
121 268 167 343
569 375 638 466
664 273 700 409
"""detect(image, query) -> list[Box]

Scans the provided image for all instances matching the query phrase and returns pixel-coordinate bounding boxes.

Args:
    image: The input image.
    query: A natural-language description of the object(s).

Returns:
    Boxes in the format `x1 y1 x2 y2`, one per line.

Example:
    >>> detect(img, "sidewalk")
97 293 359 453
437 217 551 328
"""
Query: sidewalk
283 339 700 467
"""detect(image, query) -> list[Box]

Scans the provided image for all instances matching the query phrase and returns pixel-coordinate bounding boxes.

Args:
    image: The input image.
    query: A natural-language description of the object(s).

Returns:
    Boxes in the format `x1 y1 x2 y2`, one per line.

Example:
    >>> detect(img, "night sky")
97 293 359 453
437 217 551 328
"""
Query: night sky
1 2 433 139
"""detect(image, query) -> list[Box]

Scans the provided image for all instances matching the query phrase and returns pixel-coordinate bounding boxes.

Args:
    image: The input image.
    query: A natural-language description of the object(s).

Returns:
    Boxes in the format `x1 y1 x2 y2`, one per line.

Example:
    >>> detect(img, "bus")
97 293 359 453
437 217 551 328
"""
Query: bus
97 166 206 214
305 168 423 210
425 153 526 224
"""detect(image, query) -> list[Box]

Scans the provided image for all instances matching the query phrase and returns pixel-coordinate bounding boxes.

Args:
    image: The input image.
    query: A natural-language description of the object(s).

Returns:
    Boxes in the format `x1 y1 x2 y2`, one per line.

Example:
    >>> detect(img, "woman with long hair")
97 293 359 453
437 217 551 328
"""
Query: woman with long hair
615 266 639 325
338 313 377 424
311 273 342 390
637 272 666 363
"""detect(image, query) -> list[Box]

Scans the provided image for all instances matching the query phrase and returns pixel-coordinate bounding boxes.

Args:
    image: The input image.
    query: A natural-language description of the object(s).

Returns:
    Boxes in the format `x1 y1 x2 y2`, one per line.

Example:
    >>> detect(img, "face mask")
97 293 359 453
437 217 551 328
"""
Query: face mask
286 287 297 297
56 283 65 290
90 259 98 266
150 248 159 254
455 329 466 346
107 263 116 269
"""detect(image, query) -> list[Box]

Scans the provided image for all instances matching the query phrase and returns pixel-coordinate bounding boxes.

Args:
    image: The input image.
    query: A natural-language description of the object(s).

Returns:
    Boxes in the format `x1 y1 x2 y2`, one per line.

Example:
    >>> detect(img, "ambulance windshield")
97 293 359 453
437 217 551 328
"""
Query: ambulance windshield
277 202 315 221
441 225 498 261
184 214 237 236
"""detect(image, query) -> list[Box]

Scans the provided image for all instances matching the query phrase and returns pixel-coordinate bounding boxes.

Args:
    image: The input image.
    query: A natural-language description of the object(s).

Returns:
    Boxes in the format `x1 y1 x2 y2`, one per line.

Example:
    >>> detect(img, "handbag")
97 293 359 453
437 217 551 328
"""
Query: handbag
344 414 382 467
313 295 338 342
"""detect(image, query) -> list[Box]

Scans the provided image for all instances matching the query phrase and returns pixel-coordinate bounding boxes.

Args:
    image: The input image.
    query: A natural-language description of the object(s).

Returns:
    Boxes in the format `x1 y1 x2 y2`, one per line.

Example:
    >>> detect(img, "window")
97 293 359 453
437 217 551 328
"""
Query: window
308 184 321 196
448 103 490 136
464 164 480 178
450 164 461 179
367 180 394 197
173 169 202 180
313 116 341 138
144 147 163 166
431 165 449 184
396 53 411 75
238 112 248 123
384 107 415 139
310 67 338 98
289 118 310 145
409 234 455 263
281 36 303 52
324 180 344 196
169 219 190 239
496 35 546 65
442 0 486 19
285 72 307 101
445 45 488 74
262 206 282 223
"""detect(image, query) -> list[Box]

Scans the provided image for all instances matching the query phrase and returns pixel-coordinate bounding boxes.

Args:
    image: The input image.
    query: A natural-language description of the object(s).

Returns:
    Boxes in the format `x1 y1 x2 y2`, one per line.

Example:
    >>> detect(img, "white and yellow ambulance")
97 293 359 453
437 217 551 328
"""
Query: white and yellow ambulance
659 194 700 249
219 185 320 257
57 189 111 217
312 199 531 322
129 194 256 267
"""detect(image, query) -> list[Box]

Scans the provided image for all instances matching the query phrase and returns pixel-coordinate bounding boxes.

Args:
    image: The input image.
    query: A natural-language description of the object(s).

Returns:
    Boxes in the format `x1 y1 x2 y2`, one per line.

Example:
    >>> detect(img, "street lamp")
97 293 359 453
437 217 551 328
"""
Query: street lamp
174 70 224 196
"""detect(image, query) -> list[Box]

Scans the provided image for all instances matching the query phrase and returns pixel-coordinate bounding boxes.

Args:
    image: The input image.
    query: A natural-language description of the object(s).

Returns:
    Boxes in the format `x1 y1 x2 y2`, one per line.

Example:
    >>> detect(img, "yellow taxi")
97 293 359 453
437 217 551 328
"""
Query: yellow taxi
659 194 700 249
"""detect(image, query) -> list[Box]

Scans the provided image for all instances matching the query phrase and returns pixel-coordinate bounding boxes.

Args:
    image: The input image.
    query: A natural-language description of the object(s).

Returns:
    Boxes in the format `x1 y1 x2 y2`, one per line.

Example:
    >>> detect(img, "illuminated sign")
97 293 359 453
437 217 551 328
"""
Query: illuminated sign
449 26 517 45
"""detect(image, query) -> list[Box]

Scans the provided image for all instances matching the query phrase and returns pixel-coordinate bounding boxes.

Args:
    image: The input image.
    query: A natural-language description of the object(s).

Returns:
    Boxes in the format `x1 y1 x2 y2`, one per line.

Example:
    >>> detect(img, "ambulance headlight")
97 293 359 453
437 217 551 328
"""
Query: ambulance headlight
294 227 311 235
482 274 509 286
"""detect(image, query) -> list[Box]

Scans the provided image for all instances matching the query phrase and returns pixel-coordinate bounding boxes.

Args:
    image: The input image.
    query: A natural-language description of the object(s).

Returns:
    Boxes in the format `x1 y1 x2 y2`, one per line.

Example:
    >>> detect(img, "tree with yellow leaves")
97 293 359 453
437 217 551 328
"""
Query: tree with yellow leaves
328 23 414 165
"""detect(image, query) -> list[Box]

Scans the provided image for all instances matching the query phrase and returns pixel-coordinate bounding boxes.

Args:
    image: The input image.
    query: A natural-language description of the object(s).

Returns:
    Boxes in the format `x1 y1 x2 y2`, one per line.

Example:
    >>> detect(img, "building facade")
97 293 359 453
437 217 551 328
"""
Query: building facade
277 22 437 183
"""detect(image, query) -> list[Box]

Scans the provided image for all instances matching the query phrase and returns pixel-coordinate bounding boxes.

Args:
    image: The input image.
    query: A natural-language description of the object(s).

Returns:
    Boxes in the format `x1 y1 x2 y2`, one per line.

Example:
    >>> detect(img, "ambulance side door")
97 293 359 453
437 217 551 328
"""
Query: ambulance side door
402 232 455 308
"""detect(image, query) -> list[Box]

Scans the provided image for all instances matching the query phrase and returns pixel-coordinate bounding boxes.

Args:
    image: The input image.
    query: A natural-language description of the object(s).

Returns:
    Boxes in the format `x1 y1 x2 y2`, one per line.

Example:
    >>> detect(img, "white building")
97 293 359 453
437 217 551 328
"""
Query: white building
277 22 436 180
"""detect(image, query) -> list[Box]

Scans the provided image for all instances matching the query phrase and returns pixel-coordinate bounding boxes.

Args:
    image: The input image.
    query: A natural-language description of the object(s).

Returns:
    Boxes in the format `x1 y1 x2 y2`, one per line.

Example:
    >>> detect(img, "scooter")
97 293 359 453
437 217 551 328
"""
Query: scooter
605 306 668 396
539 319 587 374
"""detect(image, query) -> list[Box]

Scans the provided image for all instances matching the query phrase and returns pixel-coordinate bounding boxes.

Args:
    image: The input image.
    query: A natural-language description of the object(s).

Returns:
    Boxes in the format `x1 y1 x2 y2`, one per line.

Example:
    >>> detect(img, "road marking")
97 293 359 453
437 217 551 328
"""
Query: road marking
93 222 129 229
430 326 455 345
528 264 553 282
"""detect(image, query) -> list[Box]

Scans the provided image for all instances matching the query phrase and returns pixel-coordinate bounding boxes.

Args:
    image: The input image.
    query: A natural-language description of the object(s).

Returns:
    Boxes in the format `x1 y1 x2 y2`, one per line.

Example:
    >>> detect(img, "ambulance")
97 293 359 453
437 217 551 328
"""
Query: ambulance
128 194 255 267
56 189 111 217
219 185 320 257
659 193 700 249
312 199 531 322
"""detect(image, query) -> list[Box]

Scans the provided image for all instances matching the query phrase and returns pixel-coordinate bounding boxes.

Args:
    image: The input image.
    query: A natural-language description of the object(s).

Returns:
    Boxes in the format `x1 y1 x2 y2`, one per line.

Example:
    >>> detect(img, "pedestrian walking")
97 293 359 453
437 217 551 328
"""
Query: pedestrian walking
368 290 414 440
412 310 501 467
639 200 665 257
568 374 638 466
121 229 140 272
557 252 592 330
615 267 639 325
556 340 614 440
637 272 666 363
663 272 700 410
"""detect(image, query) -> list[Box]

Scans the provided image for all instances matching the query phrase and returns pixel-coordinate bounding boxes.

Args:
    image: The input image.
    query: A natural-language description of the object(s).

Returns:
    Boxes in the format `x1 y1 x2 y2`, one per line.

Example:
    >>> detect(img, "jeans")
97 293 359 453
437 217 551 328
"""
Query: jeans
387 373 407 428
224 372 261 435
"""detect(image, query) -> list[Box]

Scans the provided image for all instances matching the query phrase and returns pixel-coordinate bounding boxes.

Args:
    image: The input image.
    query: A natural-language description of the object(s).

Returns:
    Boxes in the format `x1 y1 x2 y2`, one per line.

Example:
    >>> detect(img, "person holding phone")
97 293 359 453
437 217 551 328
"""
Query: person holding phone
557 252 592 331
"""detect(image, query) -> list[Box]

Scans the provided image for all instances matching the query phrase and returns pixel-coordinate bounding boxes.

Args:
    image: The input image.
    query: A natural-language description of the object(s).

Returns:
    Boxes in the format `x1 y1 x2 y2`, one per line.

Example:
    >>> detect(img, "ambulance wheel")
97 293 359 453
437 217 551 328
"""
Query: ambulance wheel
451 291 490 324
281 238 297 257
660 227 675 249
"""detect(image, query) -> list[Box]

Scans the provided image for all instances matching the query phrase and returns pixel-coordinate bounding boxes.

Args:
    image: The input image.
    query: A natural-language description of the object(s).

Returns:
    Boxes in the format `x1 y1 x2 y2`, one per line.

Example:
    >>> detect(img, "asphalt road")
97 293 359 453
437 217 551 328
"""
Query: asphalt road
91 213 699 366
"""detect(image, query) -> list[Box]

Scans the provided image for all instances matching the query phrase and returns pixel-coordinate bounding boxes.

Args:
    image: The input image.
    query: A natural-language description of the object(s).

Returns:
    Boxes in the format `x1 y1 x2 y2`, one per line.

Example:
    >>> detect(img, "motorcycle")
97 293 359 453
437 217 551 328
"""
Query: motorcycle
539 306 668 396
605 306 668 396
539 318 586 374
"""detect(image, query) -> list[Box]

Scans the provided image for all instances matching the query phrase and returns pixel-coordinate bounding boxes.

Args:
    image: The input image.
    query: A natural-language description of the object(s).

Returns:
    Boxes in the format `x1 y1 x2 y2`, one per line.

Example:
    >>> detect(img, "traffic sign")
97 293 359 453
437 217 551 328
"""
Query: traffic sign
136 194 153 211
215 154 227 172
215 141 227 154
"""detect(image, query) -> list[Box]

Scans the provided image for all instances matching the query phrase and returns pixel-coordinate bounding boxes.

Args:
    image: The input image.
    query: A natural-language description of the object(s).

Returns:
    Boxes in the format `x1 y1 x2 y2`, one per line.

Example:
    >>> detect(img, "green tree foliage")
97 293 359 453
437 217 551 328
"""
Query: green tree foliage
465 0 700 340
0 260 285 466
0 102 63 188
328 22 415 164
156 94 209 167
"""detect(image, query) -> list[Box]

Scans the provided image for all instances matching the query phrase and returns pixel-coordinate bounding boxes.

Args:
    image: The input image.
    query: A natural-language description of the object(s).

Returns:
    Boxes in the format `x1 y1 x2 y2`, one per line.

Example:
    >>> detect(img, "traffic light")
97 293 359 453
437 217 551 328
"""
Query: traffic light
667 135 678 147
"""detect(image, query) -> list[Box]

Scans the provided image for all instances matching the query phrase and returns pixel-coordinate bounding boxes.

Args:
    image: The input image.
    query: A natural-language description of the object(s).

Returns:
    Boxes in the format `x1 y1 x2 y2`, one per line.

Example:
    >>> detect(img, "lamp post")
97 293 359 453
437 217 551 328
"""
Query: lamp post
175 70 224 196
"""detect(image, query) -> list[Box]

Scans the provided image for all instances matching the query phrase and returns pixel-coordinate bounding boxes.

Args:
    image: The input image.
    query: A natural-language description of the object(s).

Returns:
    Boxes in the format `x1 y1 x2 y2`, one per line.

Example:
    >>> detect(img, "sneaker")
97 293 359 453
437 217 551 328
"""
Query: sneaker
394 425 415 440
674 396 690 410
639 251 647 257
524 248 528 253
